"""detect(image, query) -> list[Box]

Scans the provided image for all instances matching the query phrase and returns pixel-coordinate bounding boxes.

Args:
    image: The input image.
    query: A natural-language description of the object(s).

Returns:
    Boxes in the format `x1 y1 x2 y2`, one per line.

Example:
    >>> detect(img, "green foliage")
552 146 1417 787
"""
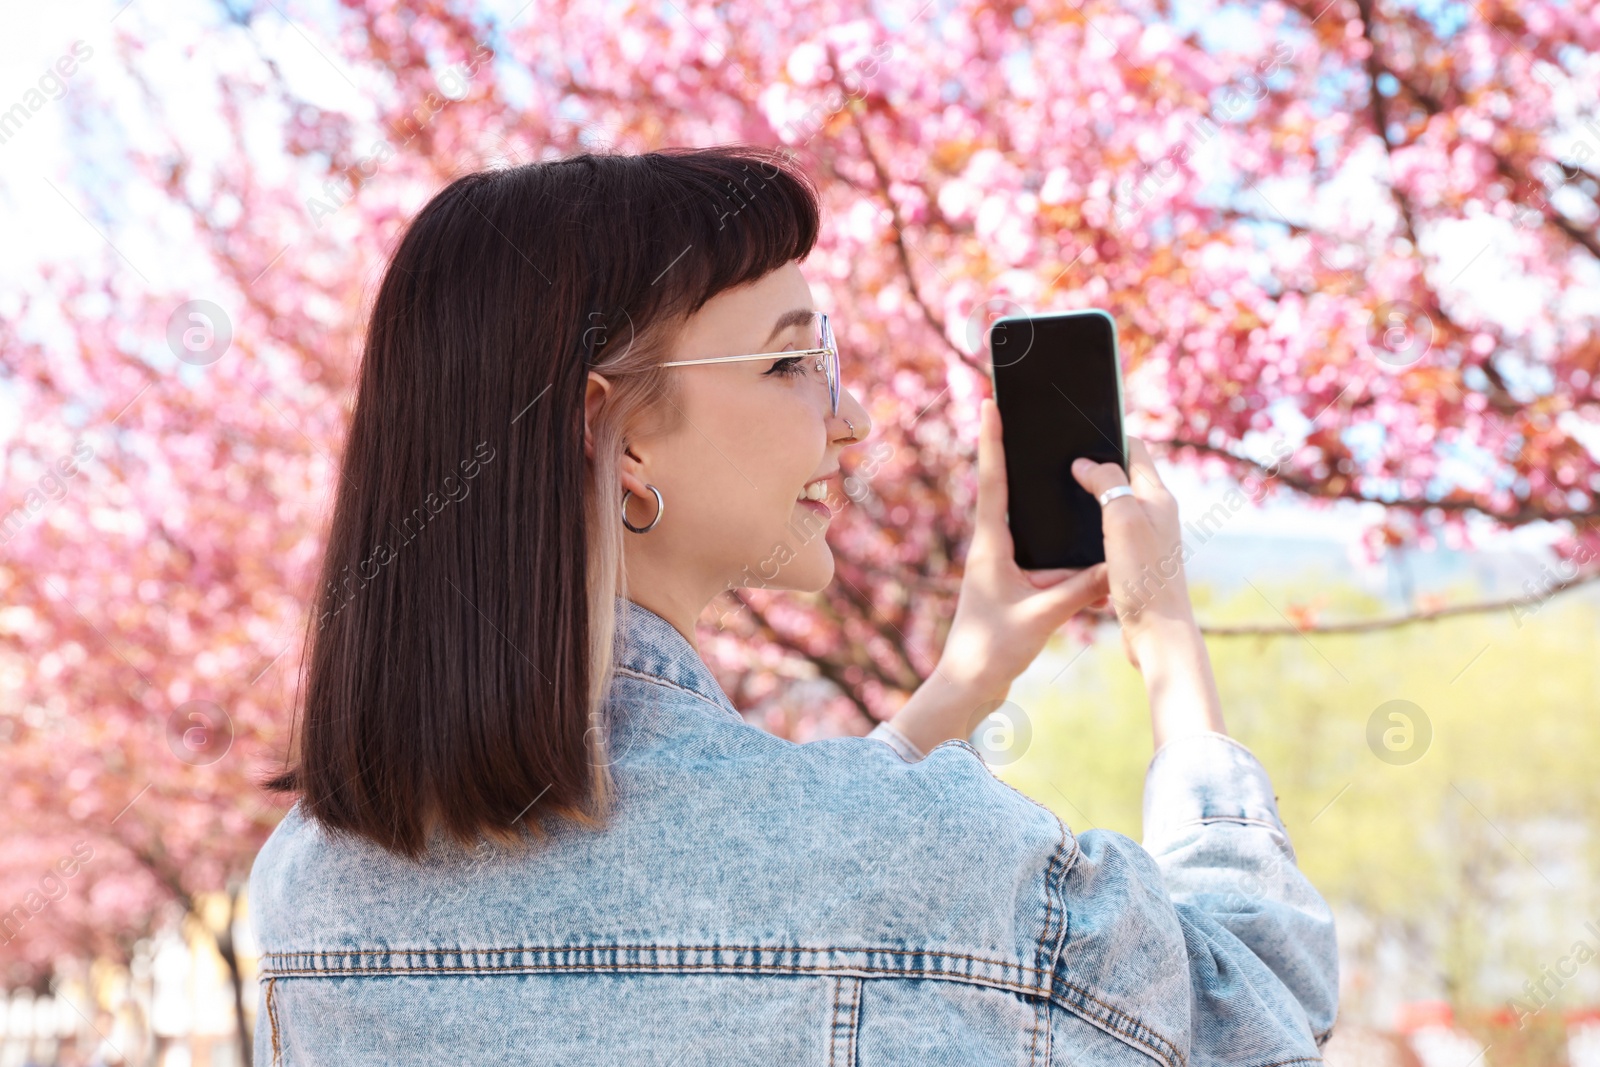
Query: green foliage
999 577 1600 1011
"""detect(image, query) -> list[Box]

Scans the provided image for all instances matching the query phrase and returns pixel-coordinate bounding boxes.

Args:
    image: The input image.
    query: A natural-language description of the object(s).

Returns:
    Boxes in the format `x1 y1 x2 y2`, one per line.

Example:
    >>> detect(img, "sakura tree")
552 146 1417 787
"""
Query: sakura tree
1 3 1595 1056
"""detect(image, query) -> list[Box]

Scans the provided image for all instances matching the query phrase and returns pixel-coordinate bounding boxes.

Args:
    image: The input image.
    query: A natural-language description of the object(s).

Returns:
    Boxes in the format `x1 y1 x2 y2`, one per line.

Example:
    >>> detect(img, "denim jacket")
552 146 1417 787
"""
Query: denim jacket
249 598 1338 1065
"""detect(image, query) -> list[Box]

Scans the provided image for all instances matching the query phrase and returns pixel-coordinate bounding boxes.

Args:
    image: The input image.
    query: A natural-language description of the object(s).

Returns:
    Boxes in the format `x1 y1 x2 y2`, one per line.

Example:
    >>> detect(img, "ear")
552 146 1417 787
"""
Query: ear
585 371 649 495
584 372 611 462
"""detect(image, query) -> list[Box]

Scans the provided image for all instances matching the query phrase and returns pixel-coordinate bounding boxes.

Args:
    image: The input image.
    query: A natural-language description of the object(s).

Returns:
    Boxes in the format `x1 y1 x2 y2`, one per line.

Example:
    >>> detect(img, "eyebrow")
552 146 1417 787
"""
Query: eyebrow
763 308 817 348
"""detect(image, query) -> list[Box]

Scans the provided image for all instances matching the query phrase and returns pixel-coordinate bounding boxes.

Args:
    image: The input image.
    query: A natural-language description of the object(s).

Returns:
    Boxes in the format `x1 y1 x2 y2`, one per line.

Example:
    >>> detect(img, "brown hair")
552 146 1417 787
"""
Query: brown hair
264 146 821 858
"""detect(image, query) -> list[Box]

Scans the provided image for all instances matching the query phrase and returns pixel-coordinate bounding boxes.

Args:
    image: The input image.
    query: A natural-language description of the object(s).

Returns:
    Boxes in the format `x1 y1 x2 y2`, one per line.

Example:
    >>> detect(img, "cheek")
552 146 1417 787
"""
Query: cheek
673 385 824 538
730 402 822 500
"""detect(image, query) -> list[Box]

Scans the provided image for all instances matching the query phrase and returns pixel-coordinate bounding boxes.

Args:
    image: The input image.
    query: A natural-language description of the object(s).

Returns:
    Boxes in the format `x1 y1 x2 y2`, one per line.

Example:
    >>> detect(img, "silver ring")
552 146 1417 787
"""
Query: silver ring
1097 485 1135 508
621 484 664 534
843 417 856 441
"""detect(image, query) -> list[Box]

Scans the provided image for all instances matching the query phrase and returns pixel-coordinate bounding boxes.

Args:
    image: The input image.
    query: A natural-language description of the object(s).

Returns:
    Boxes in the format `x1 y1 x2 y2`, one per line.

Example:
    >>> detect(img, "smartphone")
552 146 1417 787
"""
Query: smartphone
987 309 1128 569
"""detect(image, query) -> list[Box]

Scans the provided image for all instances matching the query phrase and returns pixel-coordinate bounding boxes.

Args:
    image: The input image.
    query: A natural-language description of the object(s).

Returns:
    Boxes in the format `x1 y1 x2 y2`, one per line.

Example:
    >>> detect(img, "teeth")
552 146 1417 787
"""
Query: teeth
798 480 829 502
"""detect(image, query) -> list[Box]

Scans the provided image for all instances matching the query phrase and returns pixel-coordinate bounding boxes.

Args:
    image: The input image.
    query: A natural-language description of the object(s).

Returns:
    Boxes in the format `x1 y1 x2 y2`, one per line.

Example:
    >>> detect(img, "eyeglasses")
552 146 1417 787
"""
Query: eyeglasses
660 311 840 416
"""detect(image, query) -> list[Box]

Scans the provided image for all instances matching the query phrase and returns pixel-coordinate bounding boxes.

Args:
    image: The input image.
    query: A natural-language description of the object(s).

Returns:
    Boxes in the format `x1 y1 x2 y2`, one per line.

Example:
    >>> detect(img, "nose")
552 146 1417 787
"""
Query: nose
833 387 872 444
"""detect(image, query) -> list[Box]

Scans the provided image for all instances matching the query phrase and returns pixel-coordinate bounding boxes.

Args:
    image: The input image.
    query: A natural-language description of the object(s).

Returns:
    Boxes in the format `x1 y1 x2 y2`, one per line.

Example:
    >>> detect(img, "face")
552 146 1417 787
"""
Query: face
594 262 873 628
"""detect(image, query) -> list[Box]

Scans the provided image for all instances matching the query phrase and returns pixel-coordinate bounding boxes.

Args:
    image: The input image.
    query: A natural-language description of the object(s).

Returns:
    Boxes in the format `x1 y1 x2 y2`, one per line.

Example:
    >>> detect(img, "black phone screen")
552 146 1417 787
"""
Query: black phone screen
989 310 1127 569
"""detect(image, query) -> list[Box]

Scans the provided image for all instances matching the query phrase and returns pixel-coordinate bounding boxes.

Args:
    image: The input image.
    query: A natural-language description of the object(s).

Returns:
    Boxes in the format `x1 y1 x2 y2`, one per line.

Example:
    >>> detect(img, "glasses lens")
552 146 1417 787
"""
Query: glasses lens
819 313 839 414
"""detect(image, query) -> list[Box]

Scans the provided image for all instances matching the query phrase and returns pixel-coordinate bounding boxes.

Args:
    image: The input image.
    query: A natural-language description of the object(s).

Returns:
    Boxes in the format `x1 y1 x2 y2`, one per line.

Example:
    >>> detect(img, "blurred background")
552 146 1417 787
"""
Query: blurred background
2 0 1597 1064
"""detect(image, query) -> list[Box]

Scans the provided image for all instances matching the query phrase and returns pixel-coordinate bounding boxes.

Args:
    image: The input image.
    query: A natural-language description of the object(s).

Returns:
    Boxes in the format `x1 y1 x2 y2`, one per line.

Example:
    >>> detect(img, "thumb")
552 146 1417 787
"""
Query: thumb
1024 566 1081 589
1032 561 1110 620
971 398 1012 558
1071 454 1129 500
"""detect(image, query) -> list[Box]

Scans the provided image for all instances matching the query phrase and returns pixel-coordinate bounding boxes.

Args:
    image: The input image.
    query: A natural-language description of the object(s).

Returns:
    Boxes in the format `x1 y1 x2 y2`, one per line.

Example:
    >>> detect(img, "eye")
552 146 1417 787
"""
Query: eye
765 356 808 378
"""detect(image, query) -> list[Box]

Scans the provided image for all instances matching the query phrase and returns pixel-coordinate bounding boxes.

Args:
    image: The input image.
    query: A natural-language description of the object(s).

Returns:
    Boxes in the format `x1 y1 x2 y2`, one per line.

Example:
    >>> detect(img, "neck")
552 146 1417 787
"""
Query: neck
623 584 706 654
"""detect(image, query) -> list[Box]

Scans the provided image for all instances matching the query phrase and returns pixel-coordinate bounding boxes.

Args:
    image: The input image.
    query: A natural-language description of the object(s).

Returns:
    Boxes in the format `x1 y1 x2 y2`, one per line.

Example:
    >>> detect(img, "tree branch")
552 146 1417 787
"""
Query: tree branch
1163 436 1600 527
846 115 990 378
1195 568 1599 635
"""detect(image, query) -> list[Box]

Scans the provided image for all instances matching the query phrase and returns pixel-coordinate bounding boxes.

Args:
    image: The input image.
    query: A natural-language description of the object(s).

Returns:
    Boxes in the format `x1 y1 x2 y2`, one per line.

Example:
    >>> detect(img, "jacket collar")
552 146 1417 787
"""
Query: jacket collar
612 597 741 721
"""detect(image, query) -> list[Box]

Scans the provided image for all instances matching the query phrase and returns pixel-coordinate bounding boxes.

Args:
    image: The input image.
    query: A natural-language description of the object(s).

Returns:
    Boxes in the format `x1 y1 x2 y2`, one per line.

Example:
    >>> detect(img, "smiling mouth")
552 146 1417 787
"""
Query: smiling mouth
797 478 832 504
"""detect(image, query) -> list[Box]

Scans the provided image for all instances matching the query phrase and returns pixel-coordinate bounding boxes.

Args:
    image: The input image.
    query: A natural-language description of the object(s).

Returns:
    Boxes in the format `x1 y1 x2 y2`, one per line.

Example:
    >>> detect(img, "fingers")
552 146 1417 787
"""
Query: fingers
1123 437 1169 501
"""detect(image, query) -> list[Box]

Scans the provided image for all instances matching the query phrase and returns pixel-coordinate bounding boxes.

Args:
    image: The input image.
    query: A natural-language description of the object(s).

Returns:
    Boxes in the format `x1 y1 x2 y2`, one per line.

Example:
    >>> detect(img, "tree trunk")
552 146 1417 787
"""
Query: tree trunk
112 834 254 1066
212 883 253 1067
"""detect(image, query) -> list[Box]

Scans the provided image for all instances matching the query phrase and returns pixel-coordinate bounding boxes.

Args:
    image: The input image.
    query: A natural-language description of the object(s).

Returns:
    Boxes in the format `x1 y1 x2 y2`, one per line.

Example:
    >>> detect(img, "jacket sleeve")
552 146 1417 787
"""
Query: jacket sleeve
1139 731 1340 1049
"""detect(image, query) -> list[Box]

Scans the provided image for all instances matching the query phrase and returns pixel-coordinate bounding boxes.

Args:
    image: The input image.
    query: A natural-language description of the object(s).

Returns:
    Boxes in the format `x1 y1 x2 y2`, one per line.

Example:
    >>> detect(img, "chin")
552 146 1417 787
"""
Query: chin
746 501 829 591
789 551 835 593
731 519 834 594
769 540 836 594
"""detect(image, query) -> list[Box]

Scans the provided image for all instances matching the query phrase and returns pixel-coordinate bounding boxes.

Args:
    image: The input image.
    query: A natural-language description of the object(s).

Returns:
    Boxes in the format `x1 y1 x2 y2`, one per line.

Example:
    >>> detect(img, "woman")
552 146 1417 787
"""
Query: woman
251 146 1337 1065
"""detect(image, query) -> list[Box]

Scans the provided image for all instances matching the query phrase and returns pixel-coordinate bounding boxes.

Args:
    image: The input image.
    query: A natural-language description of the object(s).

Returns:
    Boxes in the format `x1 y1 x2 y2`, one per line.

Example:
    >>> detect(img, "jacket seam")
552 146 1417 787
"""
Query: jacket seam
848 975 861 1066
1047 981 1188 1067
258 958 1052 999
1031 821 1074 1067
612 665 735 717
260 944 1051 981
828 977 843 1067
1156 814 1287 835
827 976 861 1067
265 975 282 1066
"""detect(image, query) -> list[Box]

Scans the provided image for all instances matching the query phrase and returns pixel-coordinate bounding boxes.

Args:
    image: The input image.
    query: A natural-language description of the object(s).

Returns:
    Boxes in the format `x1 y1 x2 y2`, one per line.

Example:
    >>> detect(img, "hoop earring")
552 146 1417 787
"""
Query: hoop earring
621 485 664 534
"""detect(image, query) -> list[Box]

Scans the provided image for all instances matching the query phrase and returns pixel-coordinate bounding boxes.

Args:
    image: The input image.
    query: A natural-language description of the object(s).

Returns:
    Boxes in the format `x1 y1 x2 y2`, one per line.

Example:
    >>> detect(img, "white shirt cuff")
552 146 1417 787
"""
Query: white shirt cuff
866 721 927 763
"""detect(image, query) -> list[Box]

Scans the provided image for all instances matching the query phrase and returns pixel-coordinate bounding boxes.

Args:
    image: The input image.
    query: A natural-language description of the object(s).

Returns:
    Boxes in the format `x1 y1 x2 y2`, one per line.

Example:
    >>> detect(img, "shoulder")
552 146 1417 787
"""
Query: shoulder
611 678 1072 858
667 717 1076 869
247 799 434 947
247 801 340 938
799 733 1068 848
